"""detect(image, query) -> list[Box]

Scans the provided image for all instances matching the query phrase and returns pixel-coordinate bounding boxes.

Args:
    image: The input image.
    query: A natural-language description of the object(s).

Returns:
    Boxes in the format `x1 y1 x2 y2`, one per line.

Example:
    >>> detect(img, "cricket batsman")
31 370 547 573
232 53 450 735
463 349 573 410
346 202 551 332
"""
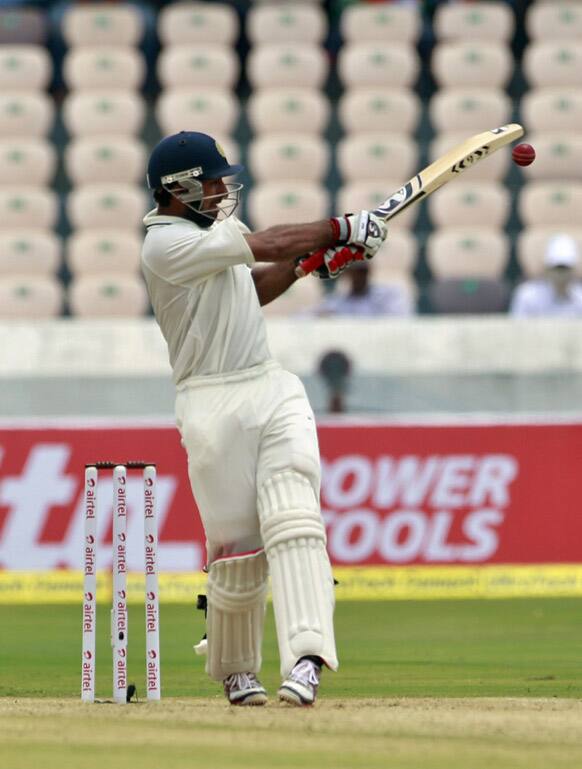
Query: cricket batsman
142 131 387 705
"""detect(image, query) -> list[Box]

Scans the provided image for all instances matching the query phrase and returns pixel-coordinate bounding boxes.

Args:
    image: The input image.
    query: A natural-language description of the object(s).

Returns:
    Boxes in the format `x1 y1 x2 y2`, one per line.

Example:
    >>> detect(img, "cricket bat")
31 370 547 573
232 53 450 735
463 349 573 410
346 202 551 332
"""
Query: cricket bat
296 123 525 277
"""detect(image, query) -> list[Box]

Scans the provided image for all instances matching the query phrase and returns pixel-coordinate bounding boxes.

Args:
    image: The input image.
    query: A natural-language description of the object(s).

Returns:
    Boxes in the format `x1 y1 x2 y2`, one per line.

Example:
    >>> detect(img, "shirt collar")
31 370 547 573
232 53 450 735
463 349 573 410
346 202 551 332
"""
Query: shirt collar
143 209 217 230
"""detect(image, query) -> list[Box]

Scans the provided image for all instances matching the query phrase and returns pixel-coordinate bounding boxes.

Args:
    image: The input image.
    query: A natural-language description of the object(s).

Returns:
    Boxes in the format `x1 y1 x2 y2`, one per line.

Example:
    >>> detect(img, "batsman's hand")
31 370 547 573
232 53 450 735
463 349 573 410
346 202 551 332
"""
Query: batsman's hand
331 210 387 257
296 244 367 279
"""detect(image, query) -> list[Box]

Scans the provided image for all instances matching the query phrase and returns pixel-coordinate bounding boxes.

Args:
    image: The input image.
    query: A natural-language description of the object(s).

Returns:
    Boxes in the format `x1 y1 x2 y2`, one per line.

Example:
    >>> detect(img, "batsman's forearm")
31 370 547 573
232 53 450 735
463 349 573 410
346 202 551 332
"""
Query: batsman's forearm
252 261 300 306
245 221 334 263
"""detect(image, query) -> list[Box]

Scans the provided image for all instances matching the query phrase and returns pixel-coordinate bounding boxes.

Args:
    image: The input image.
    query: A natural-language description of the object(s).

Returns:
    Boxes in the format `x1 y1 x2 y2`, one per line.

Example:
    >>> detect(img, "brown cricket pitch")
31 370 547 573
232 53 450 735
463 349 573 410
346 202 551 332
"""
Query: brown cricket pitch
1 697 582 769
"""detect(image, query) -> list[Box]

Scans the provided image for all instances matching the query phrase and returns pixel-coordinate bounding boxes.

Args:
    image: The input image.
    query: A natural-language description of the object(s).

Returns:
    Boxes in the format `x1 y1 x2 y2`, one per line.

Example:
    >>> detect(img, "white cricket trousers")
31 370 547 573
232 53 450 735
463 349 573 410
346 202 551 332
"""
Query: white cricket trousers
175 360 321 563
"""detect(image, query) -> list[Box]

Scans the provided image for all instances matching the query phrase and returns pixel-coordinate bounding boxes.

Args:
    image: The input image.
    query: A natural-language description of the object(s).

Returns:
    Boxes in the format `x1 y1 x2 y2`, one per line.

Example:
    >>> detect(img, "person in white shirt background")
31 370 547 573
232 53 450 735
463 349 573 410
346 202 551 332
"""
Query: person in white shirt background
310 260 414 317
510 234 582 318
141 131 388 707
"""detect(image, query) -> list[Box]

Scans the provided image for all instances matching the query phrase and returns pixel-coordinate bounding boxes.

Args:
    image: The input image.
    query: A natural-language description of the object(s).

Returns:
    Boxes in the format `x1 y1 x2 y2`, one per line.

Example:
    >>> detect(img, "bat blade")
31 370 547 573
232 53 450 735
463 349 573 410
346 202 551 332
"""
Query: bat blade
376 122 524 220
297 123 524 277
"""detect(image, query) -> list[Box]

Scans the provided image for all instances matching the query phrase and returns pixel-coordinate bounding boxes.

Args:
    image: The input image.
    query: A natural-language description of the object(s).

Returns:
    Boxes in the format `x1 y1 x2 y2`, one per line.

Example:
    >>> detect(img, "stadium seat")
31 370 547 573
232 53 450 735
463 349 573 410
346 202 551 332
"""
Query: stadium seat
429 88 511 133
372 230 418 275
247 134 329 183
68 274 149 318
434 2 514 42
157 45 240 90
65 136 146 186
62 46 145 91
0 45 52 91
520 88 582 132
523 41 582 88
517 227 582 278
0 92 54 138
519 181 582 227
247 44 328 90
0 275 63 319
156 88 239 138
67 183 148 231
517 133 582 181
260 273 324 317
247 88 330 136
158 1 239 46
62 90 145 137
0 230 60 276
0 187 57 229
430 133 510 181
337 134 417 184
426 278 511 314
432 41 512 89
247 3 327 45
247 181 329 230
526 2 582 41
0 8 47 45
336 182 417 230
0 139 56 186
337 43 419 89
426 228 510 279
521 88 582 132
428 182 510 228
66 229 142 276
340 3 420 44
61 3 144 46
338 89 420 135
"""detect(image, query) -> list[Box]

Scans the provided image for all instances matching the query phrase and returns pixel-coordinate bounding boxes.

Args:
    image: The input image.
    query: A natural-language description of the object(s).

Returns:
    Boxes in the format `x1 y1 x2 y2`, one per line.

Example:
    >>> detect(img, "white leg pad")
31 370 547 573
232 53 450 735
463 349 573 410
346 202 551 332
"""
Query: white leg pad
206 549 269 681
258 471 338 678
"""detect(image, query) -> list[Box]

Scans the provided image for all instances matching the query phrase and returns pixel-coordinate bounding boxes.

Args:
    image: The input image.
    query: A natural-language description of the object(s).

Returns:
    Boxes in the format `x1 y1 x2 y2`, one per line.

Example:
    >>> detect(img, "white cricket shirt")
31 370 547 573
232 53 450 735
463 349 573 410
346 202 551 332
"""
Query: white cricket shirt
141 210 271 384
311 284 414 317
510 279 582 318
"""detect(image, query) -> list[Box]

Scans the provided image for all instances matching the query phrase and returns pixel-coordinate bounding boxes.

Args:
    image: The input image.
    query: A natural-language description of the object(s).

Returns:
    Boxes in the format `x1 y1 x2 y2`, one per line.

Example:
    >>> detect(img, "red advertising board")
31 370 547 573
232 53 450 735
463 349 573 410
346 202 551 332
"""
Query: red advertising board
0 419 581 570
318 421 582 565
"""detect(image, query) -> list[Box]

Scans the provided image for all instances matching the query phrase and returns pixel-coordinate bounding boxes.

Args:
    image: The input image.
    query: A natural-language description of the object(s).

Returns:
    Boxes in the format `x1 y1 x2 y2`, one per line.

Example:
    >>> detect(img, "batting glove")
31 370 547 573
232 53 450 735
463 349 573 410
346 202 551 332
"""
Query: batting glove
330 211 387 257
297 245 366 279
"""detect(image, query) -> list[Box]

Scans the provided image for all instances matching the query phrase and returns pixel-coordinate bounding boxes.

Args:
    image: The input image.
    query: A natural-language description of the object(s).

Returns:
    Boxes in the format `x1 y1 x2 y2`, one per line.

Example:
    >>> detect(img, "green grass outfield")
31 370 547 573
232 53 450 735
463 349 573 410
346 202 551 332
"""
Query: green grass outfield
1 599 581 769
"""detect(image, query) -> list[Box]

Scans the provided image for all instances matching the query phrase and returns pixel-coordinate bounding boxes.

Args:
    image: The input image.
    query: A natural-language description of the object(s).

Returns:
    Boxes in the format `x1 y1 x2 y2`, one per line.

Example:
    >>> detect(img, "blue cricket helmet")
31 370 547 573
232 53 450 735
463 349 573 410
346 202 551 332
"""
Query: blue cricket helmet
147 131 243 189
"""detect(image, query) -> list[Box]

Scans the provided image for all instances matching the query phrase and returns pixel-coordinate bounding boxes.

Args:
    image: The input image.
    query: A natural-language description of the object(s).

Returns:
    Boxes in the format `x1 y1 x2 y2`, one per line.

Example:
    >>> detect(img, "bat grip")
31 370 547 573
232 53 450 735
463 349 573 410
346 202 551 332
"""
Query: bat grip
294 247 327 278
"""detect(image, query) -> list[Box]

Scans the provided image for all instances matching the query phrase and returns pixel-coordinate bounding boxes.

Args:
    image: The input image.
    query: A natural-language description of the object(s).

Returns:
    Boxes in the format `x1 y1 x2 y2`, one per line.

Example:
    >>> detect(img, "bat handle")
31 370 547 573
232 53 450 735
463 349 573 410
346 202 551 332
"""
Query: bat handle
294 247 327 278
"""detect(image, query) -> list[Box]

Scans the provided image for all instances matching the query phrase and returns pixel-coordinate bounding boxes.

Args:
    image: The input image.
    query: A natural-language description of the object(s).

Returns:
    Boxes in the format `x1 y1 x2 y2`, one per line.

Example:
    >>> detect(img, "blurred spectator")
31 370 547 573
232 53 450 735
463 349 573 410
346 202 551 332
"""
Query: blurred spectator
308 261 414 317
318 350 352 413
510 235 582 318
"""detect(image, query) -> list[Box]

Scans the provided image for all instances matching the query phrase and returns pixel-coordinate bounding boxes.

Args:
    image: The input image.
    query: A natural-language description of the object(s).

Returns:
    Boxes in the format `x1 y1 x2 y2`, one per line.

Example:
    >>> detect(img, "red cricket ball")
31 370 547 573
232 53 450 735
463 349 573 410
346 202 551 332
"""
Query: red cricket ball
512 143 536 167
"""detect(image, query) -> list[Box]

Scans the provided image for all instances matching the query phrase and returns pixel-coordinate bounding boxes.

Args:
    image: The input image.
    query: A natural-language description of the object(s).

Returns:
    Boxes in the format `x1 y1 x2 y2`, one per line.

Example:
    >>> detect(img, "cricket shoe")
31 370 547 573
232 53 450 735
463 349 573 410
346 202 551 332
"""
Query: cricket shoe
223 672 268 706
278 658 321 706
